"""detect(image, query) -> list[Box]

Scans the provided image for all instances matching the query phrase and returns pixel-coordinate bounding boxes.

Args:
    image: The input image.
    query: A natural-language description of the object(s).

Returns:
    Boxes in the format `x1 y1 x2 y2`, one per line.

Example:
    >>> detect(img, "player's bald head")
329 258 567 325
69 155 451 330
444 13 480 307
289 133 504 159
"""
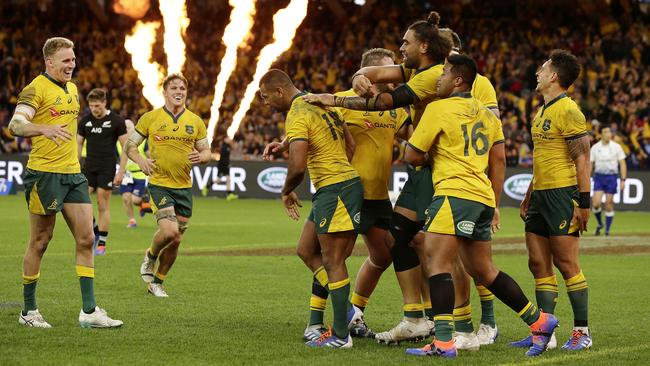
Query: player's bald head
259 69 299 112
259 69 294 90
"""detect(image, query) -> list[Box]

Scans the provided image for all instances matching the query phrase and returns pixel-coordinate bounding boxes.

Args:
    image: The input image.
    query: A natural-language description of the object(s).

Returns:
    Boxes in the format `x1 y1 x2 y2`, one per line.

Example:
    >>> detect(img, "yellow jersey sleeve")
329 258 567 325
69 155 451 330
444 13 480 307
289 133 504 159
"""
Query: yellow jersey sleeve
196 116 207 140
488 111 505 144
559 105 587 138
135 112 152 137
17 82 43 110
405 68 438 102
407 106 441 153
472 75 498 109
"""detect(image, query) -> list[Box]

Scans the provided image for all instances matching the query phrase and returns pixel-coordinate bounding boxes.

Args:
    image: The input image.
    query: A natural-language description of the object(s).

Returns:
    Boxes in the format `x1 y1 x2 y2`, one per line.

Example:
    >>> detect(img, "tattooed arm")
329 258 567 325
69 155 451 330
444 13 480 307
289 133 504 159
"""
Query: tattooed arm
302 84 416 112
566 133 591 231
190 138 212 164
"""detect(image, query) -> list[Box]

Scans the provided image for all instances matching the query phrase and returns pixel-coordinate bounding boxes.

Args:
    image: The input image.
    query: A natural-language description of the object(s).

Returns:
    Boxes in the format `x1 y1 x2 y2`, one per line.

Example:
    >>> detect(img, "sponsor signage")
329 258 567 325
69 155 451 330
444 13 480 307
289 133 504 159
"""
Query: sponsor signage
0 155 648 210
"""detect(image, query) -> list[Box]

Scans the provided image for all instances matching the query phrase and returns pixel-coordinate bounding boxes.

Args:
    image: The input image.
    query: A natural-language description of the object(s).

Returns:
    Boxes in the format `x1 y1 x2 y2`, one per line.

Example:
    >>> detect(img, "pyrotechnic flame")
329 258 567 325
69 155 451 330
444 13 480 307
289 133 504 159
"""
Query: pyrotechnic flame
124 21 165 108
226 0 308 139
206 0 257 145
113 0 151 19
159 0 190 74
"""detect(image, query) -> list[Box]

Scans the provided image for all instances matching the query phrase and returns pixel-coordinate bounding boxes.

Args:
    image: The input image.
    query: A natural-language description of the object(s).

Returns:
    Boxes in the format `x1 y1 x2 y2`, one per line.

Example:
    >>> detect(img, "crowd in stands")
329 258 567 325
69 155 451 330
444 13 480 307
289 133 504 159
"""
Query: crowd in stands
1 0 649 169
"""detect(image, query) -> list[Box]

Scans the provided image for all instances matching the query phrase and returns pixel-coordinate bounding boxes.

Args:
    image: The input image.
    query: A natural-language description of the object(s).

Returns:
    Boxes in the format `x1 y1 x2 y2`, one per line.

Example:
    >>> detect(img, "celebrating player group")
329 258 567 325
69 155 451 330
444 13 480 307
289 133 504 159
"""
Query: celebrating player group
260 11 593 358
9 9 594 360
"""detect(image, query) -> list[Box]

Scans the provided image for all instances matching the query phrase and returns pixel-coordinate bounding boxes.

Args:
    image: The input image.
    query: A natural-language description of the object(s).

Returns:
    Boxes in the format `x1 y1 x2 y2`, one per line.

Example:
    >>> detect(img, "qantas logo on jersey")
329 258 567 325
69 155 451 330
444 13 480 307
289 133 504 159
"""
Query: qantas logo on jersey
363 119 396 129
49 108 78 117
153 134 194 143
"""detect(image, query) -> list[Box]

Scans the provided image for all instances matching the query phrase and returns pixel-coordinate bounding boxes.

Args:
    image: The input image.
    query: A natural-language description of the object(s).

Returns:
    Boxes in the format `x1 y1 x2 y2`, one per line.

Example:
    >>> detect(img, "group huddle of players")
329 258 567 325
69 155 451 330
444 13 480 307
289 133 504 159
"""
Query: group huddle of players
9 10 593 360
257 11 593 358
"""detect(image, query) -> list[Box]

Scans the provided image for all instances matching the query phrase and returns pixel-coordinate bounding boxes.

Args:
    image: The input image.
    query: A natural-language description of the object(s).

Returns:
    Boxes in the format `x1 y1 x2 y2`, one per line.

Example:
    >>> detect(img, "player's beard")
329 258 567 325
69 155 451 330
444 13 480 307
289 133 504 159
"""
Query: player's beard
403 54 418 69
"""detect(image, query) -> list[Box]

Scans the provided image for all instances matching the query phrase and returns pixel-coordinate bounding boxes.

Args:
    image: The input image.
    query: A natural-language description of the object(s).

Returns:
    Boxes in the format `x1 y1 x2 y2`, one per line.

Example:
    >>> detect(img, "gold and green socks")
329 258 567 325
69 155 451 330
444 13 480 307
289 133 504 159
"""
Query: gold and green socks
518 301 541 326
476 285 496 327
309 267 329 326
403 303 425 318
453 304 474 333
351 292 369 313
152 271 167 284
565 271 588 327
535 275 558 314
22 272 40 313
76 265 96 313
423 300 434 320
329 278 351 338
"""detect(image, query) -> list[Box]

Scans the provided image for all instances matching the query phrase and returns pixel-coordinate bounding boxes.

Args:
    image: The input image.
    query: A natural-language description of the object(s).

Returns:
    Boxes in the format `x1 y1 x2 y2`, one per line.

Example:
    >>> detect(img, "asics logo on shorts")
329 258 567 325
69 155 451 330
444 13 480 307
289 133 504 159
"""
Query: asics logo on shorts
319 218 327 228
48 199 58 210
159 197 168 206
559 220 567 229
457 221 475 235
353 212 360 224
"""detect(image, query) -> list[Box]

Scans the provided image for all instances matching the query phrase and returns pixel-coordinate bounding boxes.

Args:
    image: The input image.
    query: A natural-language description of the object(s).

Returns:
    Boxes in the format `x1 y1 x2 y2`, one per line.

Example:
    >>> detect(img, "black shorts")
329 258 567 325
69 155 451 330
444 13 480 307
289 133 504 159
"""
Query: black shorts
83 166 115 190
217 164 230 177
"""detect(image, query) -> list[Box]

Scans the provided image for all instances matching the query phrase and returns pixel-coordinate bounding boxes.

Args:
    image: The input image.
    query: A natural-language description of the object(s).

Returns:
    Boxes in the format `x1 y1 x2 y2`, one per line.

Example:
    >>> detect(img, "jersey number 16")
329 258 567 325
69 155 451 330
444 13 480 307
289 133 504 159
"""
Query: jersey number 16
461 121 488 156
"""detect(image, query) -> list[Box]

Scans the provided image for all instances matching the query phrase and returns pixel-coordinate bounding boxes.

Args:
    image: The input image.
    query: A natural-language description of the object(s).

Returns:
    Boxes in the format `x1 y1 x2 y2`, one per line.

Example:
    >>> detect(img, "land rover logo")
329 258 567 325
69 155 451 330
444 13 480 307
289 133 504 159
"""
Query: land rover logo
257 167 287 193
457 221 475 235
504 174 533 201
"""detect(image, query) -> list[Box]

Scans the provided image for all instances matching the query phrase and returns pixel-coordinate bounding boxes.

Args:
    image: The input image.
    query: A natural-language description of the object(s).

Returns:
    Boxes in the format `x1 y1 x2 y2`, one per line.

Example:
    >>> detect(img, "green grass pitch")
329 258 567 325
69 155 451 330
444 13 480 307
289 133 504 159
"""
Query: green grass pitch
0 194 649 365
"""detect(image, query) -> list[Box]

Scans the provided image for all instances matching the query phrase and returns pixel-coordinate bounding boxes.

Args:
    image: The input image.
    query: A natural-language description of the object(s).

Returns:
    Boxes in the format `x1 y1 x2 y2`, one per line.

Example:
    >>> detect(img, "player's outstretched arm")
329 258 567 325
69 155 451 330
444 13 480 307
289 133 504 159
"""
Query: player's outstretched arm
125 131 155 175
303 87 413 112
488 142 506 232
189 138 212 164
9 104 72 145
567 134 591 231
352 65 404 98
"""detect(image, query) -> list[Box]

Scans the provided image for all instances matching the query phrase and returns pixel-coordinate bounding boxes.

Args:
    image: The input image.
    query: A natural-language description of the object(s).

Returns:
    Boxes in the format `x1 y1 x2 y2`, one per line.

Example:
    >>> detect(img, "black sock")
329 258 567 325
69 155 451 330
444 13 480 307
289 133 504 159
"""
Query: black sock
429 273 454 342
486 271 530 313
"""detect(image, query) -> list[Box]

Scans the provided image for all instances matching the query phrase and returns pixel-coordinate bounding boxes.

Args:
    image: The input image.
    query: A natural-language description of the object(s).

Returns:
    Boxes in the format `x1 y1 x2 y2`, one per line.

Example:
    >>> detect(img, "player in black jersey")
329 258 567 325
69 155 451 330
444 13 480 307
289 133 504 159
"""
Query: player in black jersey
218 137 237 200
77 88 127 255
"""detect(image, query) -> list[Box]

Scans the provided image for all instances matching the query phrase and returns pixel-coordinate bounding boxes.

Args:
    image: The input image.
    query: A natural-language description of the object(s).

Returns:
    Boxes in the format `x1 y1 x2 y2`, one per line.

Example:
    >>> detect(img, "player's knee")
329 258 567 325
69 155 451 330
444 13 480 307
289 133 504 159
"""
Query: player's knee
553 257 579 278
296 245 314 264
29 236 51 256
178 221 189 234
527 257 549 277
77 232 95 250
368 250 392 270
390 243 420 272
389 212 421 246
132 197 142 205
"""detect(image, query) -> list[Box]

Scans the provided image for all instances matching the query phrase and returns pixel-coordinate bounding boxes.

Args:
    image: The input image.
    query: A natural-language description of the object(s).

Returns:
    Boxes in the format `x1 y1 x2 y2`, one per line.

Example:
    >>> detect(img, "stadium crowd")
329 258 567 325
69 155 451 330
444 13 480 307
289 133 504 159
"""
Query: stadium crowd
0 0 648 169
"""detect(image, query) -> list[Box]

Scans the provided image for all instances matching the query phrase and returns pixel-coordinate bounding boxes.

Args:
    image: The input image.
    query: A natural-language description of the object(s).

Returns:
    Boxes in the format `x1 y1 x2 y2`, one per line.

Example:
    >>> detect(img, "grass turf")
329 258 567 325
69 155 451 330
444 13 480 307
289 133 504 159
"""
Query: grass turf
0 195 649 365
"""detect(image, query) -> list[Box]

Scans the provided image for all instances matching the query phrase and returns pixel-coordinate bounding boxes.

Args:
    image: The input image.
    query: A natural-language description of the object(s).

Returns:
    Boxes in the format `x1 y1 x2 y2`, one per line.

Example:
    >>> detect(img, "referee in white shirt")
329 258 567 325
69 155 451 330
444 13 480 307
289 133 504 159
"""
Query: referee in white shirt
590 126 627 236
